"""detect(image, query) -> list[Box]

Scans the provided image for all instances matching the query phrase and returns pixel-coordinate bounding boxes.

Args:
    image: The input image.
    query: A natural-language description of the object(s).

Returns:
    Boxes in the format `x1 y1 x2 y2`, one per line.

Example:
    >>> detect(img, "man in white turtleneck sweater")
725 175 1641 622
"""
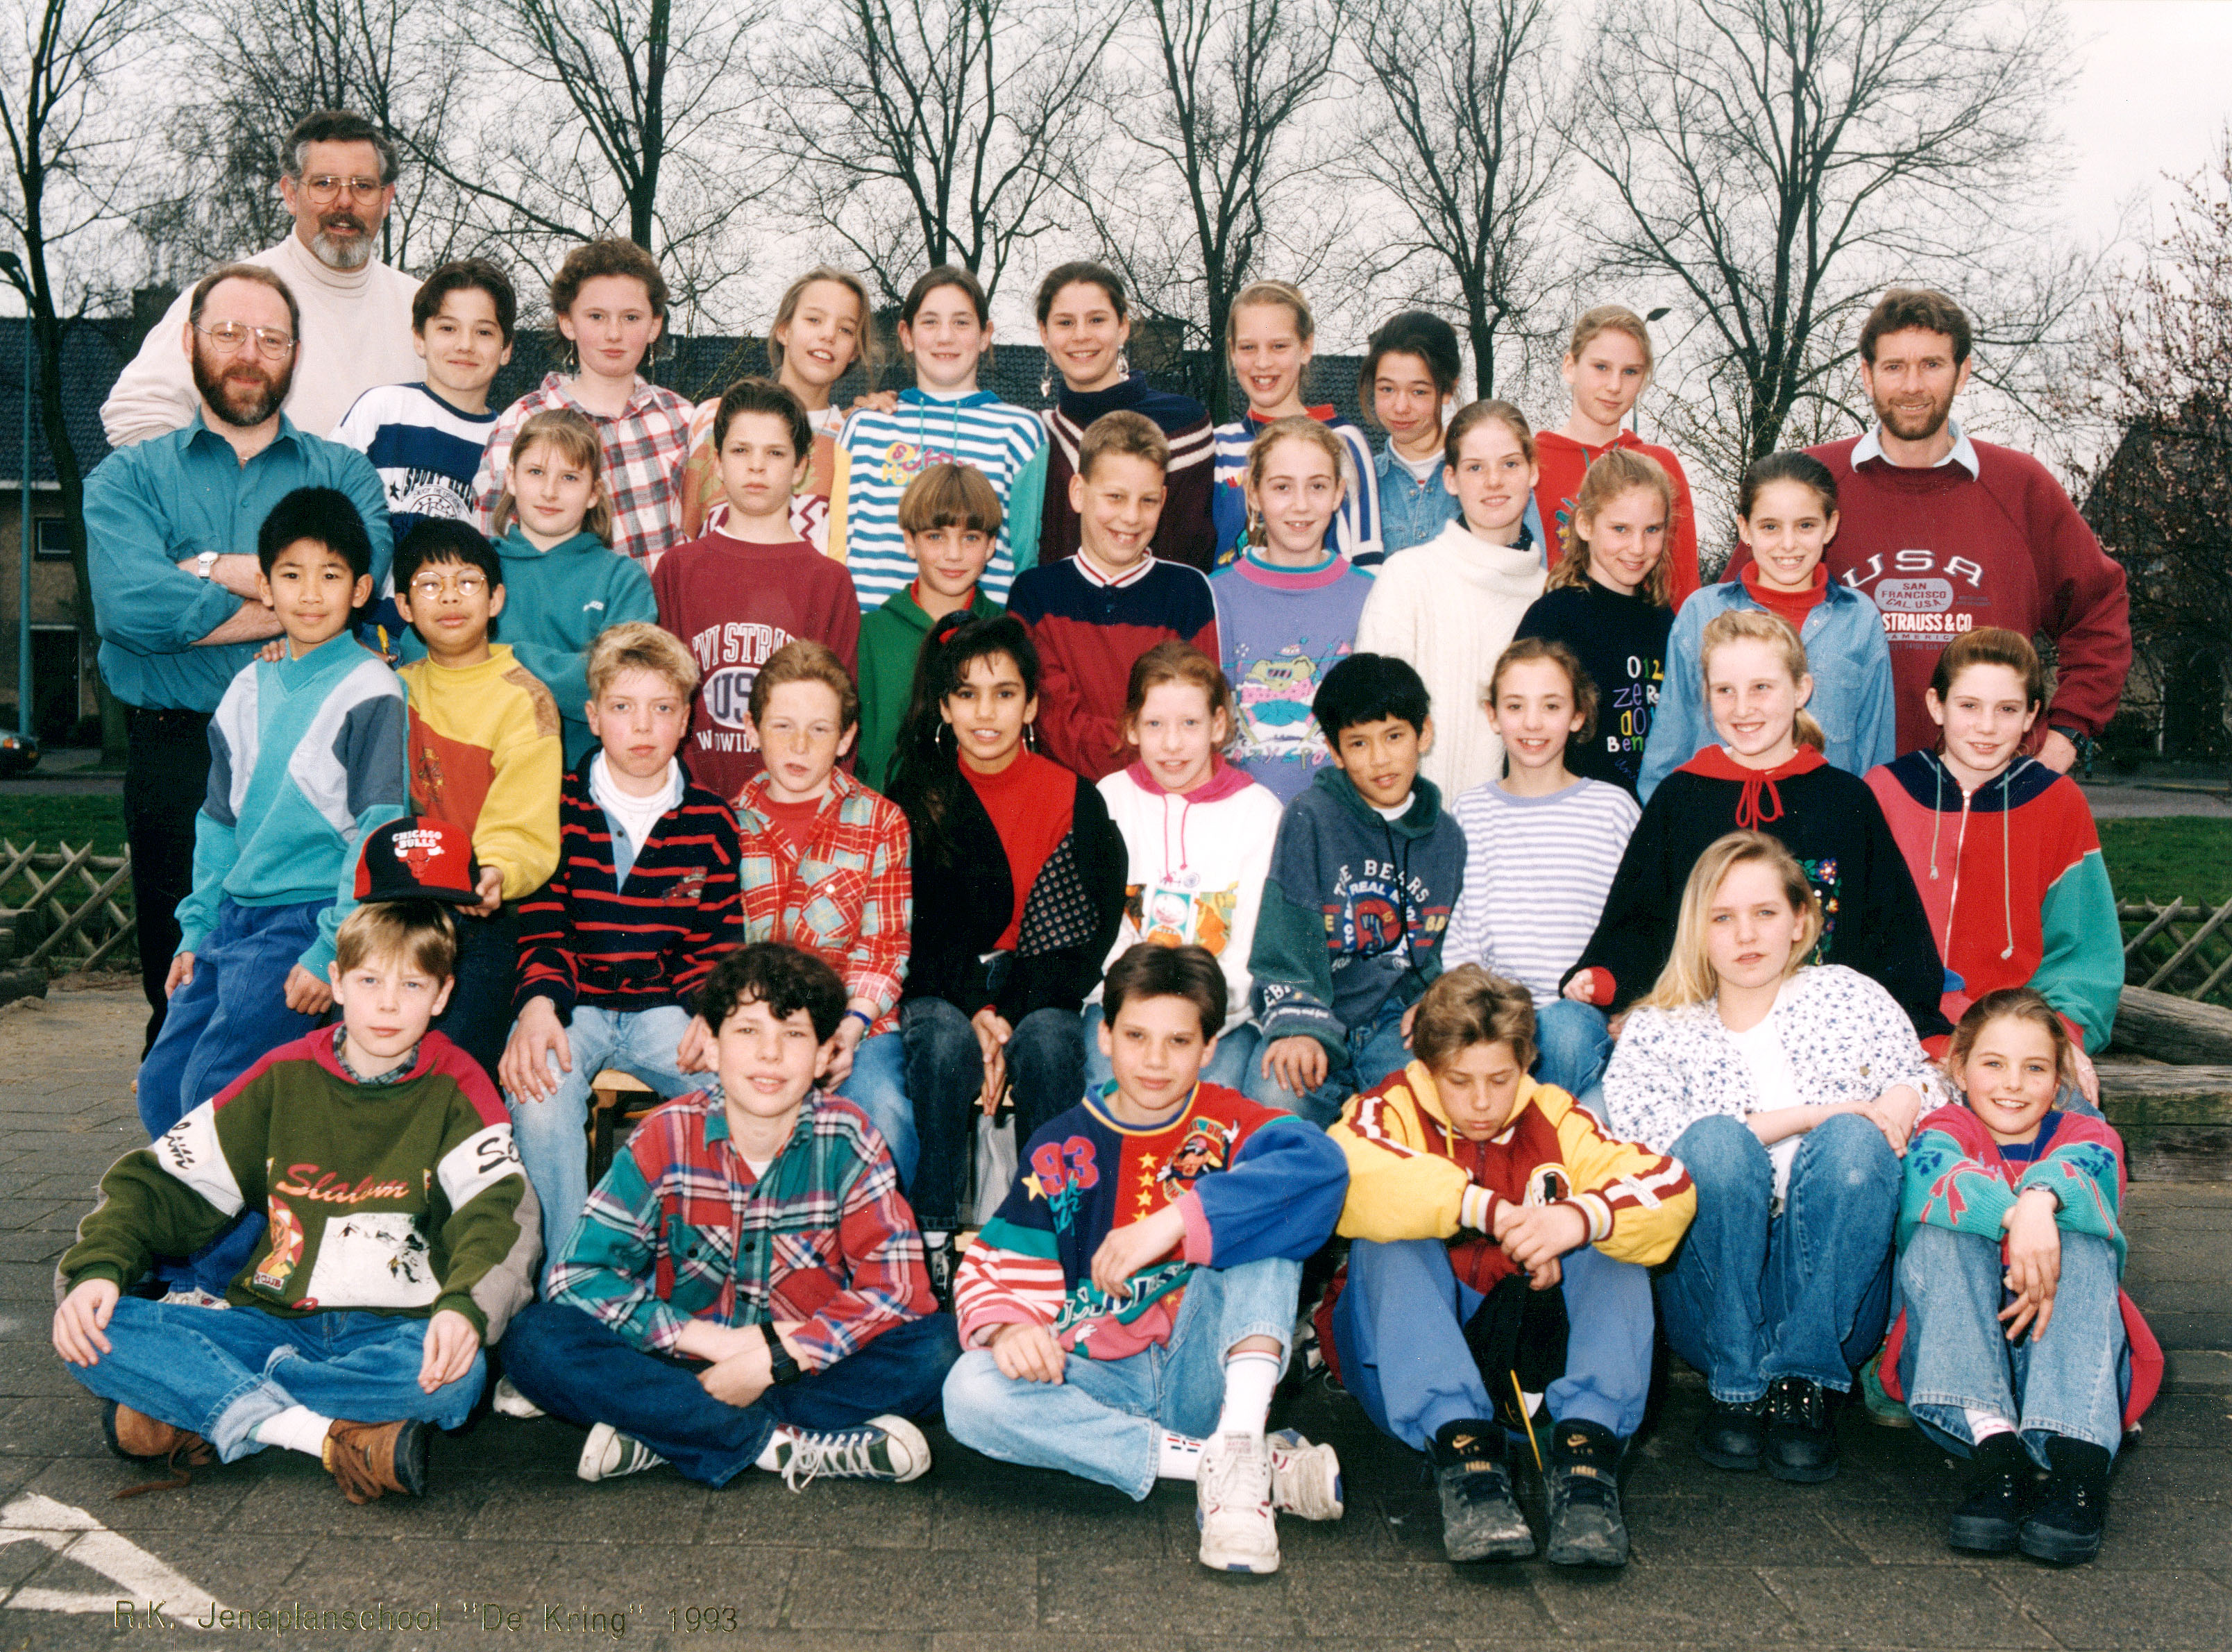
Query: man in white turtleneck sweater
101 110 423 448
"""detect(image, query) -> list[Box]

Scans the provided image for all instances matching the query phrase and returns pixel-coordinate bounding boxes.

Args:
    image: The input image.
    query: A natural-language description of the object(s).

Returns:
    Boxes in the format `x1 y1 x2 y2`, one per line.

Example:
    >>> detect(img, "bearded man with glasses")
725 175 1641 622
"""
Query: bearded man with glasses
85 262 394 1050
101 110 424 448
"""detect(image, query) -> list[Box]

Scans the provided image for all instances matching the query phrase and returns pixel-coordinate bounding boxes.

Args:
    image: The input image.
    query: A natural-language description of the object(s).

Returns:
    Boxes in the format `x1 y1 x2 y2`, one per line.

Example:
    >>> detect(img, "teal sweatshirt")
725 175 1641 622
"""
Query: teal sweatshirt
398 527 659 764
178 632 408 977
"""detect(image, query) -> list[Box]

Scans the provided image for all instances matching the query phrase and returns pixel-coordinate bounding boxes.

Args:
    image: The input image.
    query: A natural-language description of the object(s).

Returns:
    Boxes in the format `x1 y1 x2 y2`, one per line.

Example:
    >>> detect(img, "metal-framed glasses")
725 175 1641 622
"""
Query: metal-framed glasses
408 571 489 600
192 321 296 359
301 174 387 201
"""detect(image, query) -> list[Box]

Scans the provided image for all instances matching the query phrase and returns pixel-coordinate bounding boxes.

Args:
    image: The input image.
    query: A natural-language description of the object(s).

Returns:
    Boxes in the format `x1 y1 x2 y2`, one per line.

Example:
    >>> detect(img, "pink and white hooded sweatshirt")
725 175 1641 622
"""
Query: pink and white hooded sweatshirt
1092 757 1285 1031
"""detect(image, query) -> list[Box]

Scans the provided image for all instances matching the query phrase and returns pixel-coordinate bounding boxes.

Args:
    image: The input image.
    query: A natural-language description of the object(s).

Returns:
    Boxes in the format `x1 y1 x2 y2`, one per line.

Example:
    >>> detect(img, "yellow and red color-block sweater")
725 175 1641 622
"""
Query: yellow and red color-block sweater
396 643 563 902
1321 1061 1696 1343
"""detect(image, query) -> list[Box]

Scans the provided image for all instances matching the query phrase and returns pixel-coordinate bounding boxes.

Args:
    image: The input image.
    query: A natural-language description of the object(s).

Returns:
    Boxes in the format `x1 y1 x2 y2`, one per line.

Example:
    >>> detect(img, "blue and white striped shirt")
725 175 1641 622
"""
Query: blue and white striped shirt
1209 409 1380 570
828 388 1048 609
1444 775 1640 1005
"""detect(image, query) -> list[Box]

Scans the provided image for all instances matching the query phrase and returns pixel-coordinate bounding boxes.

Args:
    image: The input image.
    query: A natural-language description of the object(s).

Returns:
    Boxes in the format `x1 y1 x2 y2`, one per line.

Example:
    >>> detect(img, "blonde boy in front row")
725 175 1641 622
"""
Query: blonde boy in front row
53 871 539 1506
1324 965 1693 1569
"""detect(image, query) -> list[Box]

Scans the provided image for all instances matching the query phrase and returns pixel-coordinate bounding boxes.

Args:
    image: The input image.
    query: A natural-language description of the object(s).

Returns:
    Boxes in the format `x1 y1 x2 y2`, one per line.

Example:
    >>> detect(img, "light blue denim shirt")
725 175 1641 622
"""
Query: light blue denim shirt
1637 575 1897 800
1373 439 1550 562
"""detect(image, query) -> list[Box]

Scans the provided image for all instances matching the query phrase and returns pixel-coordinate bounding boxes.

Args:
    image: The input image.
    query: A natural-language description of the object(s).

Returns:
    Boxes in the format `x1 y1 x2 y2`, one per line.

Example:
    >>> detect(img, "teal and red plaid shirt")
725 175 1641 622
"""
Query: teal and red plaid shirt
548 1087 932 1369
736 768 912 1035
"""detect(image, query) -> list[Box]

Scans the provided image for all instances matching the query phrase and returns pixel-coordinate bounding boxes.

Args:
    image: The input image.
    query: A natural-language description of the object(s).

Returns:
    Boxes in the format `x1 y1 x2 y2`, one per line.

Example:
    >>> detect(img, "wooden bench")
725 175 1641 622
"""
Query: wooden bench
2097 1062 2232 1182
588 1070 661 1186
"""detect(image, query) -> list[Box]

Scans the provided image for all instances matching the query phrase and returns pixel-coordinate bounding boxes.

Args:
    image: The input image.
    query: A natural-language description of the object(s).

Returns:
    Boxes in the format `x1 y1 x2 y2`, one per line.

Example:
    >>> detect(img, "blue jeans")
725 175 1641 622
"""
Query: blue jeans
505 1002 699 1282
1081 1005 1261 1095
836 1030 915 1189
1533 1000 1613 1099
428 903 520 1081
138 897 331 1297
1332 1237 1653 1449
1657 1113 1899 1401
905 997 1084 1232
1240 997 1412 1127
500 1301 960 1487
64 1297 483 1463
942 1255 1301 1500
1894 1224 2128 1463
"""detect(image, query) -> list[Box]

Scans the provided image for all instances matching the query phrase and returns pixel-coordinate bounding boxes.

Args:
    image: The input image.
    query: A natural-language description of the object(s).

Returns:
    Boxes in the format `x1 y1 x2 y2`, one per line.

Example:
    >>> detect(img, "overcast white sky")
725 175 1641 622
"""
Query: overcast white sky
2056 1 2232 245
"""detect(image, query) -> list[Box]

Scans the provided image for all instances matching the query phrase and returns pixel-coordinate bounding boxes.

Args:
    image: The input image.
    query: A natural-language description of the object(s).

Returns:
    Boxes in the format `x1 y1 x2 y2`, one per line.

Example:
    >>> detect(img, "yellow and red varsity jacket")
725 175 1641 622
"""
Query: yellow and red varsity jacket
1329 1060 1696 1296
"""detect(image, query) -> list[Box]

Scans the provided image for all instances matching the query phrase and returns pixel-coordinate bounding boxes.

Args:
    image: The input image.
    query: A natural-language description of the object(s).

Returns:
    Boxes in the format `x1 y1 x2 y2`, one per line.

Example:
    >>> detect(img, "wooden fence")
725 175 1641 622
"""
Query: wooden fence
0 840 137 973
2119 897 2232 1008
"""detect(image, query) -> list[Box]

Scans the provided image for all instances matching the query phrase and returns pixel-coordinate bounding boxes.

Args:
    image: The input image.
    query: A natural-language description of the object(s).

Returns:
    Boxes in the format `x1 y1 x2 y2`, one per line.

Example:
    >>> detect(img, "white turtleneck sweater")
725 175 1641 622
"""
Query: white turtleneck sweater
1355 516 1547 798
101 232 424 448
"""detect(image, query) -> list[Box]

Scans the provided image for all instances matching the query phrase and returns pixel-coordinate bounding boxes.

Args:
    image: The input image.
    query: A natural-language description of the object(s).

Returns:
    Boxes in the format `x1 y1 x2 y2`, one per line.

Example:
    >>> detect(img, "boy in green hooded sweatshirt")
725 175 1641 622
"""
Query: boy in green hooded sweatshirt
854 463 1006 791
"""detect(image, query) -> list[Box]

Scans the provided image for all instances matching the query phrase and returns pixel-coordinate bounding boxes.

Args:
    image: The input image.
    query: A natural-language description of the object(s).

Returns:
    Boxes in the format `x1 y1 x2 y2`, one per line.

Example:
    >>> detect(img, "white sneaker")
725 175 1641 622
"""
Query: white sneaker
1268 1428 1344 1520
1197 1431 1280 1574
768 1415 931 1491
491 1377 545 1419
158 1286 229 1310
577 1422 667 1483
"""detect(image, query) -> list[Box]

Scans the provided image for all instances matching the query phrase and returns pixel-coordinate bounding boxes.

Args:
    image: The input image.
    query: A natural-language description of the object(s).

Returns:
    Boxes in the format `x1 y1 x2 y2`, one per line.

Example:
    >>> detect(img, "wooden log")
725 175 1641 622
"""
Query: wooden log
2108 988 2232 1065
2097 1061 2232 1183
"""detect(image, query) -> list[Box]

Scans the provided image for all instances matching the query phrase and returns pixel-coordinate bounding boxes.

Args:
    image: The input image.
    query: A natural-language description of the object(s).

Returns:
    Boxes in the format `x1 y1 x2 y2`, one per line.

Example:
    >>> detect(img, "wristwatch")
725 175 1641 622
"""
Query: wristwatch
759 1320 802 1385
2048 724 2098 768
194 550 219 582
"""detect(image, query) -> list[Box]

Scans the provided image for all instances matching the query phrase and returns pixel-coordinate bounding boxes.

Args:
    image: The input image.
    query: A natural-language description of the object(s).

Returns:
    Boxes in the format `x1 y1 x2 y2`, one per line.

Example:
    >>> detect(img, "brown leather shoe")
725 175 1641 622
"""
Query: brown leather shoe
321 1418 431 1504
102 1402 214 1499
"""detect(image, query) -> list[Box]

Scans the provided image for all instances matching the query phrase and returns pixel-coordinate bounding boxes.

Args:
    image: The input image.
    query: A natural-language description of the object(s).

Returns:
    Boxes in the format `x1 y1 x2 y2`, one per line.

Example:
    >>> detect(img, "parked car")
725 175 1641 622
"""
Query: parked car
0 726 38 777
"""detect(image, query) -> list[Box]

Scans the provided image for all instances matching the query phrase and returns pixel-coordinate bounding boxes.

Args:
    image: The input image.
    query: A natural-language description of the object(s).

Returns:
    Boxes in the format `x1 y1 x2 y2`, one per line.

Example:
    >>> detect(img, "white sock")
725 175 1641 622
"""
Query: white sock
922 1230 952 1251
251 1405 334 1458
1965 1408 2017 1444
1156 1431 1205 1481
1215 1349 1281 1443
756 1426 797 1471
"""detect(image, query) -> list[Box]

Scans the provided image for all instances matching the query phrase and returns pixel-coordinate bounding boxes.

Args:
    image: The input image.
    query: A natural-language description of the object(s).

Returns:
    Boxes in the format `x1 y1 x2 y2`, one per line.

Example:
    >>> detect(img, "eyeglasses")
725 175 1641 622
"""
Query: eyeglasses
301 174 387 201
192 321 296 359
408 572 488 599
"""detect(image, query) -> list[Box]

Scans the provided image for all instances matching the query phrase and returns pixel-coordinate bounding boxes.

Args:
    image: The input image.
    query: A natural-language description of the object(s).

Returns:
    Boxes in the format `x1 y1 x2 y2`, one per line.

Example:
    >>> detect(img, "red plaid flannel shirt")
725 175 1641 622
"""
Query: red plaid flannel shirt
735 768 911 1034
474 373 696 569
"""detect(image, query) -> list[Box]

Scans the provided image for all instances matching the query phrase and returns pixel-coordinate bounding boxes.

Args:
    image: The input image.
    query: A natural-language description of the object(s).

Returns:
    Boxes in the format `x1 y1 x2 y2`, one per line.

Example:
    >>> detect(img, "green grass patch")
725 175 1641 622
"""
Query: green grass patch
0 793 128 861
2099 818 2232 909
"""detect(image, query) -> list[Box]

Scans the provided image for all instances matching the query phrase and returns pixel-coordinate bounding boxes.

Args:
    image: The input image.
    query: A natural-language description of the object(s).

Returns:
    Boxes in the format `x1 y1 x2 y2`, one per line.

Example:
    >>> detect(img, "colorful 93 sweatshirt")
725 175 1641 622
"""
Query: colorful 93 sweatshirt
60 1029 539 1342
952 1081 1348 1359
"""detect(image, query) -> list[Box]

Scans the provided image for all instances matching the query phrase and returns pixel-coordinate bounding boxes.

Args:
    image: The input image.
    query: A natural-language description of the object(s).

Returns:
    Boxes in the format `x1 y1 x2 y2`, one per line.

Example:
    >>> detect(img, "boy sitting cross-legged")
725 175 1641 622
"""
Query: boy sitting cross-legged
1325 966 1693 1567
53 888 540 1505
941 943 1351 1577
391 519 562 1078
1005 410 1219 782
499 622 742 1276
499 942 958 1489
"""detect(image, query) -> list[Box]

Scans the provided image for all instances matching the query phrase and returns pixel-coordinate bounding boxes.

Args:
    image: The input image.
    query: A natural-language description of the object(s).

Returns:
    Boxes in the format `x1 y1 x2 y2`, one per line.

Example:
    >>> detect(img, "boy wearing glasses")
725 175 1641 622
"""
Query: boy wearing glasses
393 519 564 1077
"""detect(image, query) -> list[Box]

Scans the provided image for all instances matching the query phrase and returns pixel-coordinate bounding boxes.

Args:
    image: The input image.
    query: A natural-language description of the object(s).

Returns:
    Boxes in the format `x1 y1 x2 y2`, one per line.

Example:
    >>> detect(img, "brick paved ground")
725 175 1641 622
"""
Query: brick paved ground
1 982 2226 1651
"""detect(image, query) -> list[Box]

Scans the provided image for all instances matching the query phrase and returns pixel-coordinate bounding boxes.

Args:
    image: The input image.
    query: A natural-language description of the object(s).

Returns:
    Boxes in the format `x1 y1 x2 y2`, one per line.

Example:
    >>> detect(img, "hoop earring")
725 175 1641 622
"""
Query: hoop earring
1039 350 1055 401
1115 348 1132 381
936 722 957 757
1023 721 1040 753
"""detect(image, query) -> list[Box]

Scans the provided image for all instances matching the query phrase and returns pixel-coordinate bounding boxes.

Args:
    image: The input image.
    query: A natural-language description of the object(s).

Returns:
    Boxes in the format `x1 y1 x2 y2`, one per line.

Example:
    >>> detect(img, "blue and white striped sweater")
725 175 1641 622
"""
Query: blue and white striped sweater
829 389 1048 609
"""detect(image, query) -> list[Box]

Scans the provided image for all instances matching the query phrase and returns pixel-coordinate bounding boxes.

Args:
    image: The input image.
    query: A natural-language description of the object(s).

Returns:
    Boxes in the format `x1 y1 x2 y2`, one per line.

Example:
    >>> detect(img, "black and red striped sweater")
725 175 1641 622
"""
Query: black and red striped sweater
514 755 743 1022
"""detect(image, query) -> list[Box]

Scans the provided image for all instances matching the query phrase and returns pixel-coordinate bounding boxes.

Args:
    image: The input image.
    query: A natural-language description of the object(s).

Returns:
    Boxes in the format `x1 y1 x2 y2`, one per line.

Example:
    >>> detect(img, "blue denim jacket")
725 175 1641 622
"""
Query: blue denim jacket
1373 441 1549 562
1637 578 1897 800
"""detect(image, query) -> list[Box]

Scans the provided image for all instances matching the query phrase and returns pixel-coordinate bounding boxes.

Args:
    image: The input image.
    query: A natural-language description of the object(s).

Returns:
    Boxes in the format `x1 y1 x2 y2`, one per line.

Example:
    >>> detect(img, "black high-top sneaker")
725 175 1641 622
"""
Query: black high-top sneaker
2019 1436 2112 1565
1544 1418 1628 1567
1947 1432 2036 1553
1764 1375 1838 1482
1429 1418 1534 1563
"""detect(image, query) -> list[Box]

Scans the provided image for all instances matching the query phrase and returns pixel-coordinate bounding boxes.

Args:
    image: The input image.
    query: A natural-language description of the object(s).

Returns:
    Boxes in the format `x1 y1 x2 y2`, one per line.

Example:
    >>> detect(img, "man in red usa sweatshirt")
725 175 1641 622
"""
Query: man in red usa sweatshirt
1725 287 2129 764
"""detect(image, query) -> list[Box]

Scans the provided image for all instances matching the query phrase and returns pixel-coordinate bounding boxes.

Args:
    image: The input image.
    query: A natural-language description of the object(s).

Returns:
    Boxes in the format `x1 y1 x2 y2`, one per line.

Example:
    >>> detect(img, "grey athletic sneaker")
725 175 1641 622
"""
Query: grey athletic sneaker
1430 1418 1534 1562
